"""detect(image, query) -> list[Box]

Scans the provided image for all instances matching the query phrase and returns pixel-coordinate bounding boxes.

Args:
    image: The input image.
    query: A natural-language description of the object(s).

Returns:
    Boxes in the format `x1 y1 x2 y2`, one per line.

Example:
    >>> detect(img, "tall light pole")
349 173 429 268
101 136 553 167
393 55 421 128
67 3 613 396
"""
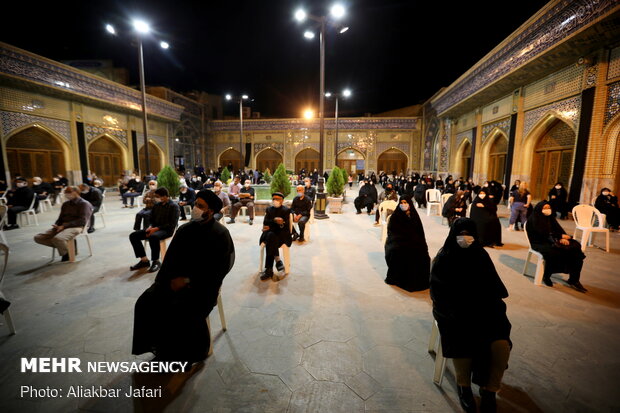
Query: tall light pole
295 4 349 220
225 94 250 174
105 20 170 175
325 88 351 168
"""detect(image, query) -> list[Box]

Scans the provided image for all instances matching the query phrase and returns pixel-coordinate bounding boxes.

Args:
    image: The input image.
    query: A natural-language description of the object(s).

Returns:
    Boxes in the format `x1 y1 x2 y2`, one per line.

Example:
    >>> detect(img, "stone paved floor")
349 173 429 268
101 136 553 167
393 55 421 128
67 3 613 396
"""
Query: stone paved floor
0 186 619 413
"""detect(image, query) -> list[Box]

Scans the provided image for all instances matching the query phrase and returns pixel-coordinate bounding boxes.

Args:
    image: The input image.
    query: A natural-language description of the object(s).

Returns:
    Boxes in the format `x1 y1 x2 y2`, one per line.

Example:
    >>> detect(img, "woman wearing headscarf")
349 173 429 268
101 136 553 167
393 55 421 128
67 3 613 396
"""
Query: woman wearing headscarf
470 188 503 248
526 201 587 292
594 188 619 231
442 189 467 226
431 218 511 413
413 180 428 209
384 196 430 292
548 182 569 220
508 182 531 231
444 177 456 195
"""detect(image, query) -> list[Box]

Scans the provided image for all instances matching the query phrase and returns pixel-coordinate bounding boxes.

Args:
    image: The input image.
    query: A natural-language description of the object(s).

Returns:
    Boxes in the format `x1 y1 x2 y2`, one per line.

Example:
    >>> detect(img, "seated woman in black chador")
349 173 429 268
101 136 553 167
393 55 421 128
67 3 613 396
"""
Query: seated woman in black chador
526 201 587 292
594 188 619 231
548 182 569 219
384 196 430 292
469 188 503 248
430 218 511 413
442 189 467 226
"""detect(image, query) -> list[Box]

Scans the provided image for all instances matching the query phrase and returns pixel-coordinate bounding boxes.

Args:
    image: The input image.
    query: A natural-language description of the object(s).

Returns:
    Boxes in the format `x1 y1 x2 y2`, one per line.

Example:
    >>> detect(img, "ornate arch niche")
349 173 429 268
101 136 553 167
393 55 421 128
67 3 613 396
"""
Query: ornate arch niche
255 147 283 173
480 129 509 184
218 148 242 171
88 134 126 185
337 147 365 175
138 141 164 174
4 124 70 182
295 148 320 173
377 148 408 175
454 139 472 180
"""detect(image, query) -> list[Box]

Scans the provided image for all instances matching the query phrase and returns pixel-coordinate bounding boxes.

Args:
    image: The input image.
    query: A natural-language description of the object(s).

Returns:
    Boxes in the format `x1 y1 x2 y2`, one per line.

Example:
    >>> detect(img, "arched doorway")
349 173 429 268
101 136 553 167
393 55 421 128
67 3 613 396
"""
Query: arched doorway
88 136 123 186
5 126 66 182
337 148 365 175
487 134 508 183
530 119 576 200
139 142 162 175
256 148 283 173
377 148 407 175
219 148 242 172
295 148 320 173
459 141 472 179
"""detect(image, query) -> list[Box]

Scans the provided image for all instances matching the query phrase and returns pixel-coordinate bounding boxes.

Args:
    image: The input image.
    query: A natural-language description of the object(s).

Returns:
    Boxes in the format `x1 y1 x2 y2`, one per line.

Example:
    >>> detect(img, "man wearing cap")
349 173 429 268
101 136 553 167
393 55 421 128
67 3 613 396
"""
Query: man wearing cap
259 192 292 281
132 189 235 363
4 177 36 230
129 187 180 273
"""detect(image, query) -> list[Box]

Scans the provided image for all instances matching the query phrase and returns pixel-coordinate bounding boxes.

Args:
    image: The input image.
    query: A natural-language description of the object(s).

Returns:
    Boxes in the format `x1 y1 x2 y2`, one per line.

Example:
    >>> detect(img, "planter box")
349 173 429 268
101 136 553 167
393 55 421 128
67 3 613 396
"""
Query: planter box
327 196 344 213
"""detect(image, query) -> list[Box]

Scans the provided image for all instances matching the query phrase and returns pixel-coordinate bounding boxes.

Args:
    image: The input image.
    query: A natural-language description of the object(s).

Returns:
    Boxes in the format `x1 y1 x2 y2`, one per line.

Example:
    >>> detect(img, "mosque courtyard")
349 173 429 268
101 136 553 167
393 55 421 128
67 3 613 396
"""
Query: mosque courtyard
0 185 619 413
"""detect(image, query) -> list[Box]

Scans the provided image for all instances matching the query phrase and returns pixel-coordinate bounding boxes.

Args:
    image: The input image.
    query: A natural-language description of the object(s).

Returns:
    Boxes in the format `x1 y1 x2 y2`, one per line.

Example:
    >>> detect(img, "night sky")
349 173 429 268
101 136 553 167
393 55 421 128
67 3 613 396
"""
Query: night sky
1 0 549 118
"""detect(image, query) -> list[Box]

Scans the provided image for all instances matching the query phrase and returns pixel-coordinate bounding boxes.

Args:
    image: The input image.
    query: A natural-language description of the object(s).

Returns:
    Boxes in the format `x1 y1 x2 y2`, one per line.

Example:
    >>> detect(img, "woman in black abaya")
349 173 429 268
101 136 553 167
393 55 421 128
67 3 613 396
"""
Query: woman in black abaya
526 201 587 292
384 196 430 292
594 188 620 230
548 182 569 219
430 218 511 413
469 188 503 248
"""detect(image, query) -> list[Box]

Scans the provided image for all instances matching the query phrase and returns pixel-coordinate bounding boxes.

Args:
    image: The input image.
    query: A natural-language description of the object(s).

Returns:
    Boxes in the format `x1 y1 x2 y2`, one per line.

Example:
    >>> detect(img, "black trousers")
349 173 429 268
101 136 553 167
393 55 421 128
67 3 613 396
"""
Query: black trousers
89 205 101 229
293 216 309 237
262 231 284 269
129 229 172 261
134 209 151 231
7 206 27 225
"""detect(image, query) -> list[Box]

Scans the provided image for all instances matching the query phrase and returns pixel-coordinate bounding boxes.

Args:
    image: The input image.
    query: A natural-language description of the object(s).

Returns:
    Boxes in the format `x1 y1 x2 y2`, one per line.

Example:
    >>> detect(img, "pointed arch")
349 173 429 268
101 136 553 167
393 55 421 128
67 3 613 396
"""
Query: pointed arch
480 128 509 183
218 148 242 171
295 148 320 173
139 140 164 174
454 138 472 180
377 147 408 174
337 147 366 175
87 134 127 185
255 147 283 172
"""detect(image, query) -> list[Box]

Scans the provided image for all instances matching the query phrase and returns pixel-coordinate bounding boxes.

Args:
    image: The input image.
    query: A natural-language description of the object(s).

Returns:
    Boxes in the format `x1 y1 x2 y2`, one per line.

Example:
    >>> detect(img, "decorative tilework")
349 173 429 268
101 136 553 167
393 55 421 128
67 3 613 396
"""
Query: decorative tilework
1 110 70 141
337 142 367 155
215 143 240 157
605 81 620 125
293 143 320 156
254 143 284 155
137 133 166 154
210 118 418 132
482 117 511 143
85 123 127 145
456 130 474 149
375 142 409 156
439 121 450 171
584 64 598 89
608 46 620 80
523 96 581 138
0 43 183 121
432 0 615 115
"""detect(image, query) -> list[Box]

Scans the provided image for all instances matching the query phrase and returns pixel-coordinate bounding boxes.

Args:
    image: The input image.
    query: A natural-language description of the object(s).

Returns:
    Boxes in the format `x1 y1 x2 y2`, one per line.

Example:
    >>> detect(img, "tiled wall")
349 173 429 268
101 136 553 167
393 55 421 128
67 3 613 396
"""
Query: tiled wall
523 64 584 110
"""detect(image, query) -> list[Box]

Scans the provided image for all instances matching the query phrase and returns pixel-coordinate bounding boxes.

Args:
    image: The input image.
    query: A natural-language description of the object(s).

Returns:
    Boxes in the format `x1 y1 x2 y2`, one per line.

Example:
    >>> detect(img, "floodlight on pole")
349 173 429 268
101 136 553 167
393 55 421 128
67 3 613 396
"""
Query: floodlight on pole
325 92 332 98
225 94 232 101
303 109 315 119
105 24 116 35
242 94 249 100
343 89 352 97
304 31 315 39
132 19 151 34
295 9 307 21
159 41 169 49
339 26 349 34
330 4 345 19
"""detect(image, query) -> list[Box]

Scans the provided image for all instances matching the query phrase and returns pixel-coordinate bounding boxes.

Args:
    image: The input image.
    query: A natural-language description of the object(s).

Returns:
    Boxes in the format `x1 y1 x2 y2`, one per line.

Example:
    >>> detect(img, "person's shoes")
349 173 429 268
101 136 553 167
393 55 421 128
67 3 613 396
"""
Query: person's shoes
260 268 274 281
275 260 285 273
292 232 299 242
568 280 588 293
148 260 161 273
298 237 305 243
130 260 150 271
61 253 70 262
542 276 553 287
495 243 504 247
4 224 19 230
123 205 129 208
87 227 95 233
249 219 253 225
227 219 235 224
457 386 477 413
507 225 514 231
356 211 362 215
180 218 187 221
373 222 381 227
479 388 497 413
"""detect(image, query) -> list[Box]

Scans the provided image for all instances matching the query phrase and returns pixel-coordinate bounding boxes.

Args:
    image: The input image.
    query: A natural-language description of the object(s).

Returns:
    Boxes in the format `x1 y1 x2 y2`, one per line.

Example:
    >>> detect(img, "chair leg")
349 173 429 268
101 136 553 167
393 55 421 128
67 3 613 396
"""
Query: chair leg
206 316 213 356
67 240 77 262
534 258 545 286
522 252 531 275
217 294 226 331
283 246 290 274
428 320 439 353
606 231 610 253
580 230 589 252
433 340 446 386
4 309 16 335
85 235 93 257
258 244 265 272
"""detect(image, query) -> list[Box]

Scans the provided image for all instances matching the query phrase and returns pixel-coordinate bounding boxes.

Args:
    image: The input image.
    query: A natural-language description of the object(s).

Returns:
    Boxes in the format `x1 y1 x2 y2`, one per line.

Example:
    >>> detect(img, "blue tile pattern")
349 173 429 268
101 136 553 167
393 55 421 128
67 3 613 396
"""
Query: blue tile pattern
456 130 474 149
1 110 70 142
432 0 615 115
605 81 620 125
85 123 127 145
482 117 511 143
210 118 419 132
254 143 284 155
523 96 581 139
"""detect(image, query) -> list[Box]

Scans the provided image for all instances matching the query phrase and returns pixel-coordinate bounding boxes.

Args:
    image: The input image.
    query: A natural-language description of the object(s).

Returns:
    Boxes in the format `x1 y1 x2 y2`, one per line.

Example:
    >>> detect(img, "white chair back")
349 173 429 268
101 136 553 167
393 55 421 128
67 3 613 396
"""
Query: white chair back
572 205 601 229
379 200 397 221
426 189 441 203
441 193 452 208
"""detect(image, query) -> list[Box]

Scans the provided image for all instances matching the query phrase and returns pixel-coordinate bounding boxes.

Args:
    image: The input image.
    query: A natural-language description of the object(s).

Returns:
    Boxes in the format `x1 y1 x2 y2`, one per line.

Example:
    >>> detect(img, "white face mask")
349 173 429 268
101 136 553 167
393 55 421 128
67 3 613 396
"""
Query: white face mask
273 200 282 208
191 206 205 221
555 185 561 190
245 184 250 188
479 194 486 199
149 185 157 190
81 190 89 194
399 203 409 211
65 193 77 200
153 197 162 204
456 235 475 248
602 191 610 196
16 182 27 188
542 209 552 216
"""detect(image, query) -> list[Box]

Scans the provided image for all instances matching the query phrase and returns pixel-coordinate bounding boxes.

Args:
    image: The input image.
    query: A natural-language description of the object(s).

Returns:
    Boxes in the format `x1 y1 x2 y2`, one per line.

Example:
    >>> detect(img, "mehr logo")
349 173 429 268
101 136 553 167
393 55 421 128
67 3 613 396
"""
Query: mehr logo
21 358 82 372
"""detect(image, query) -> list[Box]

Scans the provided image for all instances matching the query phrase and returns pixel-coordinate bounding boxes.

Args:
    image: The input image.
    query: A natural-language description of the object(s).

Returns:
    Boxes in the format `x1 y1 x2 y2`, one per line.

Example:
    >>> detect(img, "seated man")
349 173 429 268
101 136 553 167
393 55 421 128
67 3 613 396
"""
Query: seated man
304 177 317 205
291 185 312 242
228 176 242 204
354 179 375 215
34 186 93 261
132 190 235 363
122 175 145 208
93 179 106 195
178 185 196 221
32 177 53 202
229 179 255 225
129 188 180 273
374 183 399 226
78 183 102 233
4 177 35 230
134 180 158 230
259 192 292 281
212 181 231 222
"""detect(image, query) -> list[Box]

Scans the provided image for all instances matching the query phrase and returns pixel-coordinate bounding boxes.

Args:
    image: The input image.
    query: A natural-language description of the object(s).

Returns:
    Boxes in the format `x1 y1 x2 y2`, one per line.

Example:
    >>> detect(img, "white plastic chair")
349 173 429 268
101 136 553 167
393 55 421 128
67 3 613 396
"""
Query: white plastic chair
441 194 453 225
17 196 38 226
39 195 53 212
590 197 608 227
0 242 15 335
382 214 393 245
428 319 447 386
259 214 293 278
293 208 314 242
52 223 93 263
522 222 545 286
143 229 175 262
426 189 442 216
572 205 610 253
207 293 226 357
379 200 397 244
0 205 8 246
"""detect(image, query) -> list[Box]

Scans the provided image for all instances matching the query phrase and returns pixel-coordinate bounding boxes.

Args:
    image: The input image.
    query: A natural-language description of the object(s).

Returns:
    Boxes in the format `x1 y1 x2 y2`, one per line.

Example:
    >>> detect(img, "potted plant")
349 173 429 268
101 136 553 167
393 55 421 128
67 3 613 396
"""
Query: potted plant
326 166 345 213
339 167 349 201
157 165 181 199
263 168 272 184
270 163 291 198
220 167 231 185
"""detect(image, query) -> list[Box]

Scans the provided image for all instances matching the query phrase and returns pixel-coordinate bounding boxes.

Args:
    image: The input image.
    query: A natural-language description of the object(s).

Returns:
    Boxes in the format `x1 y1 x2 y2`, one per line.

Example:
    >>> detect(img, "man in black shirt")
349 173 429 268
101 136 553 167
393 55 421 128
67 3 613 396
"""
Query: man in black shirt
229 179 255 225
129 188 180 273
32 177 53 202
291 185 312 242
122 175 145 208
78 183 102 233
259 192 292 281
303 177 316 205
5 178 35 230
178 185 196 221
